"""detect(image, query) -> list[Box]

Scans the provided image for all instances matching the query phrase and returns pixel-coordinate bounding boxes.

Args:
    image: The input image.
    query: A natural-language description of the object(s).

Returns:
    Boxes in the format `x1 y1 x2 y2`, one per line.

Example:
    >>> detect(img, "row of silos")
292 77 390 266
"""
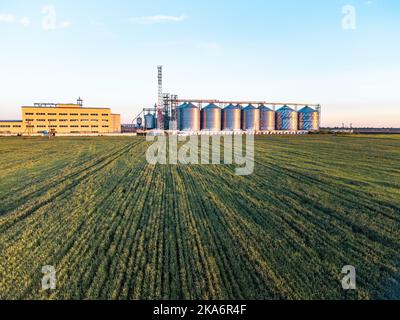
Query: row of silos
177 104 320 132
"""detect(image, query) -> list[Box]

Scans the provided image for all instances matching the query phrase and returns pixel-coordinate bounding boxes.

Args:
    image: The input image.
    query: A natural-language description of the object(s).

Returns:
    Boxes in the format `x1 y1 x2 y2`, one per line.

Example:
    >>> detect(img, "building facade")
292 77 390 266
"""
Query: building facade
0 100 121 134
0 120 24 134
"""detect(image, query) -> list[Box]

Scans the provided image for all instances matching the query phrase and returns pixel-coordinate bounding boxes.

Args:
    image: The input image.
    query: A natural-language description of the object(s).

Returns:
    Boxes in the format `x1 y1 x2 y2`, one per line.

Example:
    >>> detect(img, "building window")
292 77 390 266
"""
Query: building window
81 125 89 128
36 113 46 116
48 113 57 116
0 125 11 128
13 125 22 128
91 125 98 128
70 119 79 122
25 113 34 116
59 113 68 116
81 113 89 116
90 114 98 116
37 119 46 122
70 125 79 128
26 119 34 122
91 119 98 122
102 125 109 128
49 125 57 128
102 113 109 116
37 125 46 128
81 119 89 122
59 119 68 122
49 119 57 122
60 125 68 128
70 113 79 116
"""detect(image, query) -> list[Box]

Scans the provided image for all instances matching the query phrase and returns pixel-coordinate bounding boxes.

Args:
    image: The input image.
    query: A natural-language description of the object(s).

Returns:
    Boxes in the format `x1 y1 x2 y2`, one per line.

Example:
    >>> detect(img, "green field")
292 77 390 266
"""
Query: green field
0 135 399 300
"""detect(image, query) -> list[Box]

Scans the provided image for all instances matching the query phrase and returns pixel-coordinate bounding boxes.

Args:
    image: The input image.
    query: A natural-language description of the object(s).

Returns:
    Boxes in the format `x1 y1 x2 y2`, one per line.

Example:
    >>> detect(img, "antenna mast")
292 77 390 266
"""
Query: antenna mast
157 65 164 130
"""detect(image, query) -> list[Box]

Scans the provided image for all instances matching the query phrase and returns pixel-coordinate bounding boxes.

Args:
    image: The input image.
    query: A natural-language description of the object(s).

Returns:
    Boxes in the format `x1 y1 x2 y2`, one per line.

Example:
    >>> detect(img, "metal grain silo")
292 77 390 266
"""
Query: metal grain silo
144 113 156 130
179 103 200 131
176 103 186 131
259 105 275 131
242 105 260 131
298 106 320 131
276 105 298 131
222 104 242 131
201 104 221 131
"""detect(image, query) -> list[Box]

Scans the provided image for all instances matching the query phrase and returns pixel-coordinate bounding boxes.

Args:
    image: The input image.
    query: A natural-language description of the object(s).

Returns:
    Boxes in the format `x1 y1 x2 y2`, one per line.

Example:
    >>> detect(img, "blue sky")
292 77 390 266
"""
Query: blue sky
0 0 399 126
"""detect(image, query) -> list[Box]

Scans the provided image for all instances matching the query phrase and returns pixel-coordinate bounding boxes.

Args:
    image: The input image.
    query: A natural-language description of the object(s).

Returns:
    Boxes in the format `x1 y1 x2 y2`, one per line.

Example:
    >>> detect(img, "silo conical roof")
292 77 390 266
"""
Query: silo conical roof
259 105 273 111
243 104 256 110
277 105 294 112
298 106 316 113
203 103 220 109
181 102 198 109
224 103 241 110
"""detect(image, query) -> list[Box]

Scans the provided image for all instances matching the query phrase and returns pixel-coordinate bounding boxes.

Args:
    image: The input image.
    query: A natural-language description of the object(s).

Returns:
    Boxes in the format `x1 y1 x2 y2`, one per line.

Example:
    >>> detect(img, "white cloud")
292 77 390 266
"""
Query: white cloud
19 16 30 27
0 13 15 23
60 21 72 28
0 13 31 27
130 14 187 25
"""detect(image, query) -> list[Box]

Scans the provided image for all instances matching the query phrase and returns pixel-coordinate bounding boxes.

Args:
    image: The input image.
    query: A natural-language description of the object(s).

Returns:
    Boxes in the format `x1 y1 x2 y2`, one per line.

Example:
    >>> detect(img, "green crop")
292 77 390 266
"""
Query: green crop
0 135 399 300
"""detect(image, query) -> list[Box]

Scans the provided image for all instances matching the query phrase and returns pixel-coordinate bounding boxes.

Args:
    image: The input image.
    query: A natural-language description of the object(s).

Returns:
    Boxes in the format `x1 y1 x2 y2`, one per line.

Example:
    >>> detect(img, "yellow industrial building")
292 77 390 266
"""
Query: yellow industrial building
0 120 24 134
0 99 121 135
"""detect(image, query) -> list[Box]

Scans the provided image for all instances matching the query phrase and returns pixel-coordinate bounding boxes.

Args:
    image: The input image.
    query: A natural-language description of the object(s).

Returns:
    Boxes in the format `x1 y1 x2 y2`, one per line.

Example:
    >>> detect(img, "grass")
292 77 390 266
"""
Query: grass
0 135 399 300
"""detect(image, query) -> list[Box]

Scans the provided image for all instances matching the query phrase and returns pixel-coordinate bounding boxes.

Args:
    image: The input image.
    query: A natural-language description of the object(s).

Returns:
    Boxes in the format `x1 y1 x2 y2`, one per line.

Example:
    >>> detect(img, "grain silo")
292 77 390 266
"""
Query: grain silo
276 105 298 131
176 103 186 131
144 113 156 130
222 104 242 131
298 106 320 131
242 105 260 131
201 103 221 131
179 103 200 131
259 105 275 131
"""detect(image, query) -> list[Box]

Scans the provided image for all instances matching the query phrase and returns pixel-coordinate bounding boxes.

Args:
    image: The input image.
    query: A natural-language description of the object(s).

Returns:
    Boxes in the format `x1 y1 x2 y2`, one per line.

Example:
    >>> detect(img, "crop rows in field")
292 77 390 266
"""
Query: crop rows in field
0 135 399 299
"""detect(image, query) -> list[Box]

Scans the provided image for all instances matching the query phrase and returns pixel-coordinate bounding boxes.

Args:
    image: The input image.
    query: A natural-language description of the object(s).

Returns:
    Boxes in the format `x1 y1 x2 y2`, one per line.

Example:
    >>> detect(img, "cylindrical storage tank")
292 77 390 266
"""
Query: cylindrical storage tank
144 113 156 130
242 105 260 131
201 103 221 131
222 104 242 131
176 103 186 132
276 105 298 131
298 106 320 131
259 105 275 131
179 103 200 131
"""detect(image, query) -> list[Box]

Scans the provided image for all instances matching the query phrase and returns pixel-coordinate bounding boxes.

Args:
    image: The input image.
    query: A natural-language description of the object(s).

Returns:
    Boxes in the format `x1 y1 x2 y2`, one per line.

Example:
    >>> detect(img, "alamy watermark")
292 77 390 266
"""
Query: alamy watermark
342 5 357 30
341 265 356 290
146 134 255 176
